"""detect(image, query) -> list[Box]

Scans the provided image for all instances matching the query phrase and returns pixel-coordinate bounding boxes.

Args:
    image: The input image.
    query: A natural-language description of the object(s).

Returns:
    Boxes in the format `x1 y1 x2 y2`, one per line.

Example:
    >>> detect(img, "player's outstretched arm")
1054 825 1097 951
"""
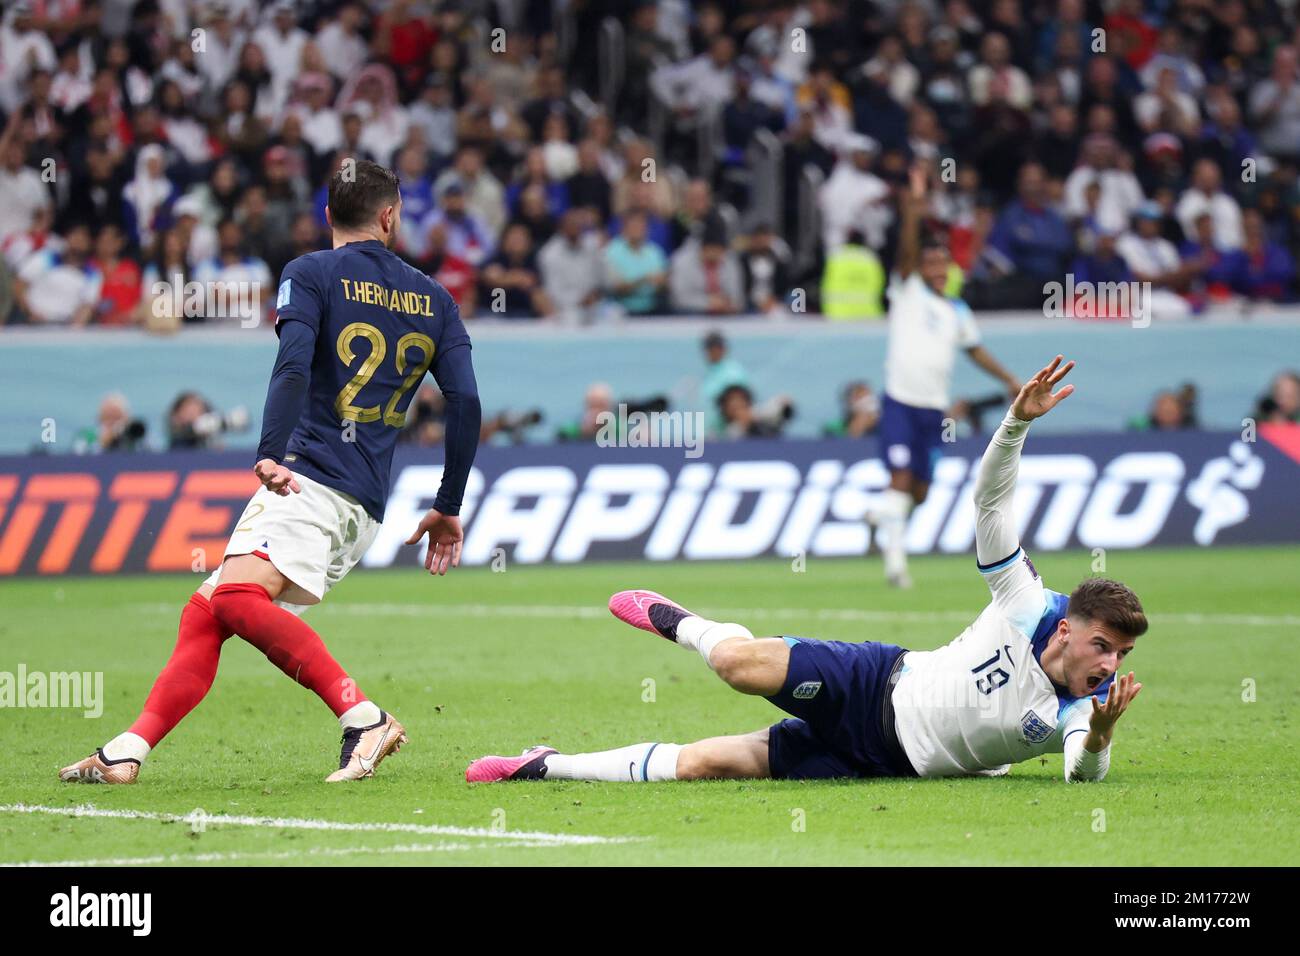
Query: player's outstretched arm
965 344 1020 398
895 162 928 279
974 355 1075 566
1064 671 1143 782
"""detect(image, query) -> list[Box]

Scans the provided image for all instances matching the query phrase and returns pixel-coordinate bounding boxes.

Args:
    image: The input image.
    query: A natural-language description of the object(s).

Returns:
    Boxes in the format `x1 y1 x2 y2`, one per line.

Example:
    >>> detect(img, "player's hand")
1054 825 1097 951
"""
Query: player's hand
908 161 928 201
1011 354 1074 421
405 509 463 575
1089 670 1143 741
253 458 301 496
904 161 929 214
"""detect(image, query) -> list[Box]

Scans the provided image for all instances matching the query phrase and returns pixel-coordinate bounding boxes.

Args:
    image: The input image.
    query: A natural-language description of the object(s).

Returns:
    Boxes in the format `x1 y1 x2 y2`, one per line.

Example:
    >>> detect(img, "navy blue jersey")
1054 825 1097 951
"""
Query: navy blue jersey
256 238 480 520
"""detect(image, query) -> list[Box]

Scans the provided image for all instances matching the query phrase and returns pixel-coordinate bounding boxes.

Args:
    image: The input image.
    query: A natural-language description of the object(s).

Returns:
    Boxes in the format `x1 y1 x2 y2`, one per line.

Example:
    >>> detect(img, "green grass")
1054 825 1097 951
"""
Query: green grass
0 546 1296 866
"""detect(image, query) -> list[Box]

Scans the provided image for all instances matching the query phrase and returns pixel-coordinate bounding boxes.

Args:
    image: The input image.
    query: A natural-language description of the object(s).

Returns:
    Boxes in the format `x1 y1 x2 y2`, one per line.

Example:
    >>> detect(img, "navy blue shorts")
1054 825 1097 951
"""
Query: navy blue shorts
878 393 946 484
766 638 917 780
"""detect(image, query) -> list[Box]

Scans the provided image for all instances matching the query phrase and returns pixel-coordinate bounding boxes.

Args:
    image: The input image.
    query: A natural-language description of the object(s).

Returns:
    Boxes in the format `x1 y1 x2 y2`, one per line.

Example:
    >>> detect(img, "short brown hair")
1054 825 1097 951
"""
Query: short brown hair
328 159 400 230
1068 578 1148 639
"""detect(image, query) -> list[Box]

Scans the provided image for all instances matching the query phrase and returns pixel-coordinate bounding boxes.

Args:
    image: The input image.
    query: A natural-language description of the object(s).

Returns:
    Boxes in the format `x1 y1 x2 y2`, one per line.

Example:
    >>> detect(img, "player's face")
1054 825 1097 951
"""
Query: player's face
920 248 949 292
1060 617 1136 698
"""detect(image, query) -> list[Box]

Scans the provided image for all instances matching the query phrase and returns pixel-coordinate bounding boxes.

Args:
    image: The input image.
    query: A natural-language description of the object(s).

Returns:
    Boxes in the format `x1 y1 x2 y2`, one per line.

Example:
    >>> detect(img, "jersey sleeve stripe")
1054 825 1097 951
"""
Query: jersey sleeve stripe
977 547 1023 574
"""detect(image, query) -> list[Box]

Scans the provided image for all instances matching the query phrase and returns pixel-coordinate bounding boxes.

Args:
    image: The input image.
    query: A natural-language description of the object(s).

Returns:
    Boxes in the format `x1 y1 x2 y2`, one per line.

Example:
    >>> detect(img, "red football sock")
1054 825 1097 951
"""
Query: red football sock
209 582 365 718
128 592 233 747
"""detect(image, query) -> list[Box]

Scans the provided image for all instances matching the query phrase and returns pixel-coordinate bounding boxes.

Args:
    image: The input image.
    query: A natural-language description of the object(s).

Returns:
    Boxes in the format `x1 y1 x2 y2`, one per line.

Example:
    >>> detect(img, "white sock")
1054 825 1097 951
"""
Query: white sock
339 700 383 730
878 488 913 577
102 732 151 763
674 617 754 668
544 742 682 782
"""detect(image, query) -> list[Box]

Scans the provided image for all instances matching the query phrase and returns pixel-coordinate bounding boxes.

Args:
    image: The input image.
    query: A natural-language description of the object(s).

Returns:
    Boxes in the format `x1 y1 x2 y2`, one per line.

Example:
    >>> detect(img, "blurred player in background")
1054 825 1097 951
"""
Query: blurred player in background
60 160 482 784
468 357 1147 787
868 165 1020 588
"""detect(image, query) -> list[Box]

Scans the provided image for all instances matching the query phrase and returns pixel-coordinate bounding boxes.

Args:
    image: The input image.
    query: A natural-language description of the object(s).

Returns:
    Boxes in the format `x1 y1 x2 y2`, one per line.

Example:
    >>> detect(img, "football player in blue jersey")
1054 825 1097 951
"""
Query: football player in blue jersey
62 160 482 784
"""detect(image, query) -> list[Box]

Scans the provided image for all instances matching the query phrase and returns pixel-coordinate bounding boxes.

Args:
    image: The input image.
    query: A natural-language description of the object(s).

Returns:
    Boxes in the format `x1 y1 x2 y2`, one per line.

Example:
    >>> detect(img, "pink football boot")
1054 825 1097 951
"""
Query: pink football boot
466 746 558 783
607 589 698 641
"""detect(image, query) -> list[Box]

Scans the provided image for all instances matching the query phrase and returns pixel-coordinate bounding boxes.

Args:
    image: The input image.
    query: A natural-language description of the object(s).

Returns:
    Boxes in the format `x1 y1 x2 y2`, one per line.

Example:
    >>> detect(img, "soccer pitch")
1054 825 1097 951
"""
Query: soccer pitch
1 547 1296 867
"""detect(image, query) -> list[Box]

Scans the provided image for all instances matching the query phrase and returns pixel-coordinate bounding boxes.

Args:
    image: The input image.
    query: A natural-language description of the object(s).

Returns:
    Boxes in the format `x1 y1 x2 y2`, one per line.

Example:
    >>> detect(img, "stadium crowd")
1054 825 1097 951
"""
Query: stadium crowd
0 0 1298 328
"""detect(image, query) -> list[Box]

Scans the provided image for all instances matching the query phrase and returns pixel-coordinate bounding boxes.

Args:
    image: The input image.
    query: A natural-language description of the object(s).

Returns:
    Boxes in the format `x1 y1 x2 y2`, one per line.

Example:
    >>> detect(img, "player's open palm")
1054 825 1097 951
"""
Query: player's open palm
1090 670 1143 740
1011 354 1075 421
406 509 463 575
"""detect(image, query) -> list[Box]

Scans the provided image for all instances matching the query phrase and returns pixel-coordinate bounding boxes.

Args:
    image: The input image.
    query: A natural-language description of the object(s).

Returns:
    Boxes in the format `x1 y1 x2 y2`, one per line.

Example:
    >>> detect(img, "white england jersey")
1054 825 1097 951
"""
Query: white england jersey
890 410 1115 781
884 272 981 411
891 550 1107 777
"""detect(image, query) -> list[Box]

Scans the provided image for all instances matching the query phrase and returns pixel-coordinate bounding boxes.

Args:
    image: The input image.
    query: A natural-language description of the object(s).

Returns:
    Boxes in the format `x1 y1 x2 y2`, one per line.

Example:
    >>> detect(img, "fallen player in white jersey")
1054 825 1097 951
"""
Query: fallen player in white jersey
467 355 1146 785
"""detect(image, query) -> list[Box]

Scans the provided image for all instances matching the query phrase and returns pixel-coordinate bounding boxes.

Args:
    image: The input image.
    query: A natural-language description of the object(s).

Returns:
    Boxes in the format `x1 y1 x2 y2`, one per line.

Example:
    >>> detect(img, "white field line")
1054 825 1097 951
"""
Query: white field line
0 803 638 847
127 602 1300 628
4 839 575 867
2 842 488 867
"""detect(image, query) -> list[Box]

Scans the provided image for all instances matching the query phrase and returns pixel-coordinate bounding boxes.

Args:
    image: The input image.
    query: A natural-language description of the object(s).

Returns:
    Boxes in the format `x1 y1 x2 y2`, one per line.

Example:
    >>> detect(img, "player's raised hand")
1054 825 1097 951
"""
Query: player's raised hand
1011 354 1075 421
1089 670 1143 740
405 508 463 576
905 161 929 211
253 458 301 495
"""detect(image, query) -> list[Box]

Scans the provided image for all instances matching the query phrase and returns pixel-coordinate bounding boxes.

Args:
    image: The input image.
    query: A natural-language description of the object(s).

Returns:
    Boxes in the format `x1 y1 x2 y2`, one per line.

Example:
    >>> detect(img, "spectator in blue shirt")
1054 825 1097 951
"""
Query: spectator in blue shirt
968 162 1073 308
1071 230 1135 287
604 210 667 315
988 163 1074 280
1233 208 1296 302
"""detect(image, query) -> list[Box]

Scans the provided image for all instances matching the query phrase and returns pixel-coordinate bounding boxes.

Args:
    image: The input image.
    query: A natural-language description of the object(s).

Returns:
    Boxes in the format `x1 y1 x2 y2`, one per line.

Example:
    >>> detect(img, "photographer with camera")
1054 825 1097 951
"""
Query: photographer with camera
716 384 795 440
167 391 251 450
74 393 147 453
824 381 881 438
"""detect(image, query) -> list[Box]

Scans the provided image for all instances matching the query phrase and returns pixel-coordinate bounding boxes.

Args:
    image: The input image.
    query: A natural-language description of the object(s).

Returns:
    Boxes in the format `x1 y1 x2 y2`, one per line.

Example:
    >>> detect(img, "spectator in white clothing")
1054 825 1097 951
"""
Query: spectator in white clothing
861 34 919 106
0 4 56 113
1248 45 1300 163
538 209 603 322
286 72 342 157
14 222 102 325
1064 134 1145 234
1134 66 1200 136
0 125 51 242
819 133 891 251
649 33 736 124
195 5 246 92
967 32 1033 111
314 3 369 82
1116 202 1191 318
1175 159 1244 250
252 1 310 109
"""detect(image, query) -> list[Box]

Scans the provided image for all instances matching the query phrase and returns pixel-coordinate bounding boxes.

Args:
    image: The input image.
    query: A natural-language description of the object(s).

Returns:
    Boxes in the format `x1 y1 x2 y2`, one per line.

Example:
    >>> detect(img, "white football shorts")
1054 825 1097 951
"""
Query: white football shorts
202 471 380 613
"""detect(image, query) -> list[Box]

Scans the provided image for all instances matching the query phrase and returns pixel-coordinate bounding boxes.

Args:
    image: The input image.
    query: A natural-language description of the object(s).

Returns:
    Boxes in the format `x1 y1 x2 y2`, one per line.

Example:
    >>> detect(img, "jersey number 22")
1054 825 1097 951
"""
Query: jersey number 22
333 322 435 428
